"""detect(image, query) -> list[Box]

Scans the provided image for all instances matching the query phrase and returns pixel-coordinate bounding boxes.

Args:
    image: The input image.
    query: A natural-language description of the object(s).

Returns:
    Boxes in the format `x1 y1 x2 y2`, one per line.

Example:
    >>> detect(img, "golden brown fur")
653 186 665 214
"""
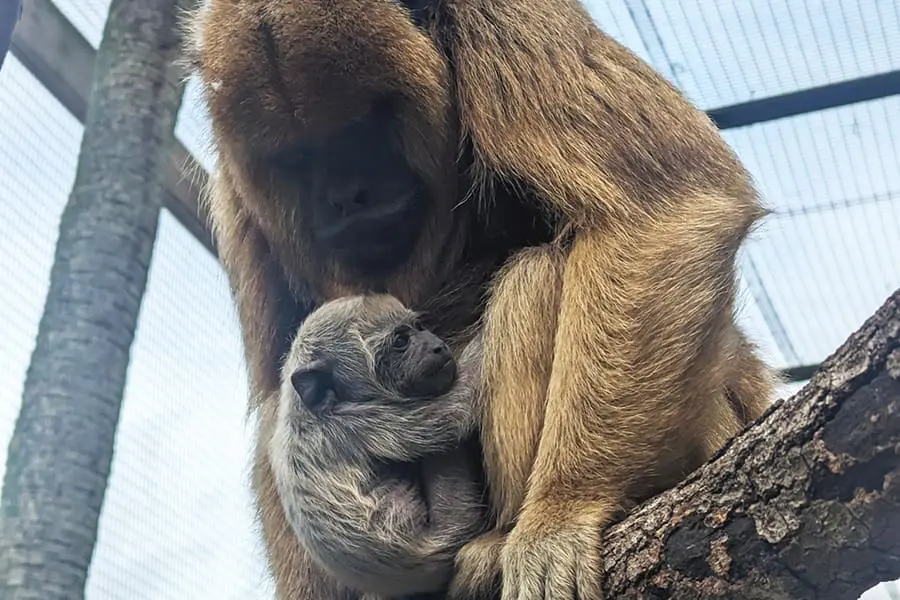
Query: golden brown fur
184 0 777 598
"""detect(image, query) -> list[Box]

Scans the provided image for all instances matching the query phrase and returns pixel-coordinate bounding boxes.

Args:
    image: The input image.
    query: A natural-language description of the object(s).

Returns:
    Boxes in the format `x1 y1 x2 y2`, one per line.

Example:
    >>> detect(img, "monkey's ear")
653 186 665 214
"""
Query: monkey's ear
290 360 335 413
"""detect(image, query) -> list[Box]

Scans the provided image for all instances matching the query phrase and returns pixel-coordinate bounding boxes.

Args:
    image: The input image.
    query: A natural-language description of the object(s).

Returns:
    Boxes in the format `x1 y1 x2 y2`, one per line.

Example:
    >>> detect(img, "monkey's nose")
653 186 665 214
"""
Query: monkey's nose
327 186 369 217
431 343 449 356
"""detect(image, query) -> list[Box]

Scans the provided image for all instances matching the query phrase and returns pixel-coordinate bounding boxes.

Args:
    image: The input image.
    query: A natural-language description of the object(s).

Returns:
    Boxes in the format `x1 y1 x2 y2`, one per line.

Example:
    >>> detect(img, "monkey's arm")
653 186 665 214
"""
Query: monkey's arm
334 400 471 465
337 333 484 464
492 205 764 600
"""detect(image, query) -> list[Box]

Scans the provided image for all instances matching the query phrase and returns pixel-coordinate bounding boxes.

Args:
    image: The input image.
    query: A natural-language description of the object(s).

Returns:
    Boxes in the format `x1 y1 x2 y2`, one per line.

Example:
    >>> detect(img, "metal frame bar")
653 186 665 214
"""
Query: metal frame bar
8 0 213 253
621 0 685 91
709 70 900 130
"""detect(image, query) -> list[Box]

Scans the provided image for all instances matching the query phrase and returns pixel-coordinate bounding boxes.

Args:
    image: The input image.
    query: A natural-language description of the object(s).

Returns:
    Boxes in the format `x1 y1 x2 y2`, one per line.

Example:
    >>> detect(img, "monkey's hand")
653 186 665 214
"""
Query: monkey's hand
447 529 505 600
499 502 606 600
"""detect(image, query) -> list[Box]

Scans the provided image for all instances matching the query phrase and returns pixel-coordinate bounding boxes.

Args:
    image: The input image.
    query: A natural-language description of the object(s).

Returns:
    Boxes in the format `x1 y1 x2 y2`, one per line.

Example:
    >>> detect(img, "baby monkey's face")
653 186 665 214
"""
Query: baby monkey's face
287 295 459 413
377 317 457 398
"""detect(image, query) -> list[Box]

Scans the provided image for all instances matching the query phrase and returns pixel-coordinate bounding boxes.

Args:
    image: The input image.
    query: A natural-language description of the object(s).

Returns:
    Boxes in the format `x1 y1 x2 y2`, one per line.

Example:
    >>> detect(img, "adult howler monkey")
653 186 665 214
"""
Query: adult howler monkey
184 0 776 598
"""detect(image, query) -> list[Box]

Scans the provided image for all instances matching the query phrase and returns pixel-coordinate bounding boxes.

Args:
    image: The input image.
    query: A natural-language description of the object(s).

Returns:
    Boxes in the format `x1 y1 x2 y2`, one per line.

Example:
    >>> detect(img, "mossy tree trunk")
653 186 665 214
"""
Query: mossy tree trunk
0 0 194 597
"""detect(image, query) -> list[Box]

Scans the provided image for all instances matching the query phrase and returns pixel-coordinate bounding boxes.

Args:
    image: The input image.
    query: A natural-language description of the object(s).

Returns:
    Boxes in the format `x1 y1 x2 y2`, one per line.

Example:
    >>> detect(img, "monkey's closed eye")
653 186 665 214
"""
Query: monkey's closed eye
291 360 335 412
269 145 311 174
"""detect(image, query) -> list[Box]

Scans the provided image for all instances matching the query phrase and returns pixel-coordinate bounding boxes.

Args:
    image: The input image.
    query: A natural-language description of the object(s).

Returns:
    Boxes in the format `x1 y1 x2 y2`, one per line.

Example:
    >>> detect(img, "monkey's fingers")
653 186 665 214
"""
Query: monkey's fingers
500 506 605 600
448 530 506 600
499 522 553 600
498 542 543 600
574 543 604 600
545 541 603 600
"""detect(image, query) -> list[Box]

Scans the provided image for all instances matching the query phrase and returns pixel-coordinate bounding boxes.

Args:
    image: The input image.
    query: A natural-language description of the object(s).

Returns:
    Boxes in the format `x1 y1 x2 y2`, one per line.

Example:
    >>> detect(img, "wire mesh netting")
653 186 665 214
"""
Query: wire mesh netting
0 52 273 598
1 0 899 598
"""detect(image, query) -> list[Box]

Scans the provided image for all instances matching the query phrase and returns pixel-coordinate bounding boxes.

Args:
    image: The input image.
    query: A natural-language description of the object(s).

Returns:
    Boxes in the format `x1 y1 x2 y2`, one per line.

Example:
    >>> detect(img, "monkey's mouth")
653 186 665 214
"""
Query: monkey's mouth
318 197 414 241
426 357 456 379
401 358 457 398
423 358 458 395
318 194 426 271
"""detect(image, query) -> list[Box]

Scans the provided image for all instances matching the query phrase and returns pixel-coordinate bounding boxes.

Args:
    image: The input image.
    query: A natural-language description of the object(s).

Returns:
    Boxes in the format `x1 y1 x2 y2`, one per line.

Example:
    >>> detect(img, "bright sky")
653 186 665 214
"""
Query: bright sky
0 1 898 599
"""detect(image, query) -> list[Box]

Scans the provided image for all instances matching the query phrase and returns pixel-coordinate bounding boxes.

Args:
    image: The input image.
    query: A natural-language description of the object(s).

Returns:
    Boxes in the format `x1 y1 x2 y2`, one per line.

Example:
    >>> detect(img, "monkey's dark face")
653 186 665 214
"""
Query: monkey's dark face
271 109 430 274
191 0 458 278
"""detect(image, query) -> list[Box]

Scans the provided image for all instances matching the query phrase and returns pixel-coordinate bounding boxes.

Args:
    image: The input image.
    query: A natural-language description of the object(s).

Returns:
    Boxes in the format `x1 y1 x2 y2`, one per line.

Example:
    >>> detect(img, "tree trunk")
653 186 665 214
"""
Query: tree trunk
596 287 900 599
0 1 193 597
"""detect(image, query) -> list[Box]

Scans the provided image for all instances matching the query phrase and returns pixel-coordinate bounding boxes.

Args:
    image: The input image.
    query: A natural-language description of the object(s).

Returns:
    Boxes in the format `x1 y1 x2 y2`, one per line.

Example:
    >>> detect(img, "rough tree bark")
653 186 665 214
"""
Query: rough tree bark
0 0 194 598
596 287 900 599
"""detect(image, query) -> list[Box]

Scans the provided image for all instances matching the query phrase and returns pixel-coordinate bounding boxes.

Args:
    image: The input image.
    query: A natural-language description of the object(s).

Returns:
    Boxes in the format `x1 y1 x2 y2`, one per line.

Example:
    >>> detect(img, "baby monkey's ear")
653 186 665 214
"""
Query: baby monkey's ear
291 359 335 413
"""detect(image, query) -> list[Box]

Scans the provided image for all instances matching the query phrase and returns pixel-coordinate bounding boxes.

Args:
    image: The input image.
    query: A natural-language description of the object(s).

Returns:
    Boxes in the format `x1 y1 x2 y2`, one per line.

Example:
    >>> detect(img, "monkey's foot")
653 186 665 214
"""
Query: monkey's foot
448 530 506 600
499 505 604 600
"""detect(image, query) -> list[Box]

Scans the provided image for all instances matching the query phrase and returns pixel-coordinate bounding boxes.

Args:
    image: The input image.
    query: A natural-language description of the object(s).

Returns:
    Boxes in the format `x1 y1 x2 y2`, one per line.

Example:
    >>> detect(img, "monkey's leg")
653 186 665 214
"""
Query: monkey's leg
726 324 780 425
361 450 488 598
420 447 487 545
498 198 769 600
449 245 565 600
692 325 777 461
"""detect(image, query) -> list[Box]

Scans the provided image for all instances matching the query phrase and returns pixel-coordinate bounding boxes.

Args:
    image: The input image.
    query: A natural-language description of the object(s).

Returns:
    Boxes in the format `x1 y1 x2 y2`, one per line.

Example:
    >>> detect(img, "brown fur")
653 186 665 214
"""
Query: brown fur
184 1 777 598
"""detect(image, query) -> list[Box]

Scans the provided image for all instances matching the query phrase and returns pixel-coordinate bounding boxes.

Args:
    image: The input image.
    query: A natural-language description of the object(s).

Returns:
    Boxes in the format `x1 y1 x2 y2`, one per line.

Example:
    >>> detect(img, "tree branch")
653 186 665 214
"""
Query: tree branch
599 287 900 599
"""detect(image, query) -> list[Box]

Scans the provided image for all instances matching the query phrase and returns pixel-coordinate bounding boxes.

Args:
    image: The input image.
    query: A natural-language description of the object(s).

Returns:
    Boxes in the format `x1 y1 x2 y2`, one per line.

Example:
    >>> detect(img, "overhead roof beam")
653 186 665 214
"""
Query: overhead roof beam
15 0 900 254
709 70 900 130
9 0 214 254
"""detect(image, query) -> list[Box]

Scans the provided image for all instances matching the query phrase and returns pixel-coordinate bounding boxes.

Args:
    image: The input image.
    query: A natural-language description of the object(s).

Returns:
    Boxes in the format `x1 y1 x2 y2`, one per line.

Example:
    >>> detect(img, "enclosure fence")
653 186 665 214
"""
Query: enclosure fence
1 1 899 599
